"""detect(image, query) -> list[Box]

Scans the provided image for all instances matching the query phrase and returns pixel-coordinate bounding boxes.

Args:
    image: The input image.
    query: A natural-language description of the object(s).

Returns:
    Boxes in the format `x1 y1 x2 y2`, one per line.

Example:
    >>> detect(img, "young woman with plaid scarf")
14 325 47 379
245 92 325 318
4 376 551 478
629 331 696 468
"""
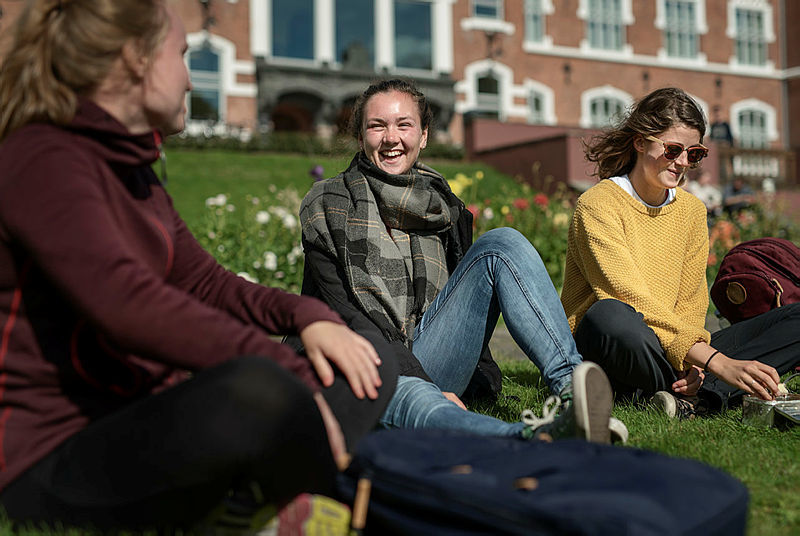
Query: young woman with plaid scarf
296 79 628 444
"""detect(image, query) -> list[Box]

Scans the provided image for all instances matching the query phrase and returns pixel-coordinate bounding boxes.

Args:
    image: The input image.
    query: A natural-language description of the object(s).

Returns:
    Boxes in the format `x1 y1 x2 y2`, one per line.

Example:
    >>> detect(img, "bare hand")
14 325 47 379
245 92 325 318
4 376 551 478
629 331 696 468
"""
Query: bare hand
313 393 349 470
442 391 467 410
672 366 704 396
301 321 382 400
708 356 780 401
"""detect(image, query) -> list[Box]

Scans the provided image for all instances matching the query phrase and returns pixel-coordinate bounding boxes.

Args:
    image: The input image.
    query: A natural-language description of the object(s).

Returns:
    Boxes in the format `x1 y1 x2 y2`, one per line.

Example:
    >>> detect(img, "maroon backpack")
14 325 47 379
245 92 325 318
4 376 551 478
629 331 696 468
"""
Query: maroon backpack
711 238 800 323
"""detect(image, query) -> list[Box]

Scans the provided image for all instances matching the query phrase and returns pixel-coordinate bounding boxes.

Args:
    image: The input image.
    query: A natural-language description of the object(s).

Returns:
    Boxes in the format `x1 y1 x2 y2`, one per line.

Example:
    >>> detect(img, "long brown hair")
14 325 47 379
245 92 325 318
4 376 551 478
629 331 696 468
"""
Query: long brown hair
584 87 707 180
0 0 167 141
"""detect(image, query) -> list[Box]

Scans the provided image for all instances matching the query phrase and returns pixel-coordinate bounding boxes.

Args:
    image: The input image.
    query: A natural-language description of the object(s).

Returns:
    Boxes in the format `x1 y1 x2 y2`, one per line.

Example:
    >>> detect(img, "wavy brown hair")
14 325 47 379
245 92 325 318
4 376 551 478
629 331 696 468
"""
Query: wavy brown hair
349 78 434 140
0 0 167 141
584 87 707 181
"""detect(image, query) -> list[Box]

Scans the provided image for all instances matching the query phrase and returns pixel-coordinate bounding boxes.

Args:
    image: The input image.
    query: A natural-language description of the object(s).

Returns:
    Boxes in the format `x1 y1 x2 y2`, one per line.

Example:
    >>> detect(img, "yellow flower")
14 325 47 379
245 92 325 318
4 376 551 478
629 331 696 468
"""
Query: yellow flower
500 205 510 215
448 180 465 196
475 170 484 180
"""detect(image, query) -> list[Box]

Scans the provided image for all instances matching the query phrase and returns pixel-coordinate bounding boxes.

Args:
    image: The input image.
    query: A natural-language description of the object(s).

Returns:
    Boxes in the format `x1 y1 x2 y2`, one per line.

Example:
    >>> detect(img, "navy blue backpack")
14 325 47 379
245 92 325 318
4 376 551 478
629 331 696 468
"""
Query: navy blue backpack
338 430 748 535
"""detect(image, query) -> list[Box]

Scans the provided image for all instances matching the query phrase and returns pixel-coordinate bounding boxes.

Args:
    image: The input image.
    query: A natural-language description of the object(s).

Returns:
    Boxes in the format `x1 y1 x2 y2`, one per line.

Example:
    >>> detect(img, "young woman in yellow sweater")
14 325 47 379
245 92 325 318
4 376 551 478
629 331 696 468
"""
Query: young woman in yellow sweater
561 87 800 417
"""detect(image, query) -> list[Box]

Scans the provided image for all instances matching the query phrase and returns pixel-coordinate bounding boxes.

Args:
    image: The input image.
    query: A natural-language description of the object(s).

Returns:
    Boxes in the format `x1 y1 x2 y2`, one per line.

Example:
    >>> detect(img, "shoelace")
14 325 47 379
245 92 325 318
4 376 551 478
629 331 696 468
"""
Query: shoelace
521 395 562 429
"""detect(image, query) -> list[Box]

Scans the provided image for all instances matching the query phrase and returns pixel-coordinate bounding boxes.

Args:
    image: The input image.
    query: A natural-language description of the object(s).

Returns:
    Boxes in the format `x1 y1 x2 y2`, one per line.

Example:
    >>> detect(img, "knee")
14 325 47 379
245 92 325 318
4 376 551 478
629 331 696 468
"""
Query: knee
577 300 652 355
476 227 531 252
474 228 544 266
384 377 451 429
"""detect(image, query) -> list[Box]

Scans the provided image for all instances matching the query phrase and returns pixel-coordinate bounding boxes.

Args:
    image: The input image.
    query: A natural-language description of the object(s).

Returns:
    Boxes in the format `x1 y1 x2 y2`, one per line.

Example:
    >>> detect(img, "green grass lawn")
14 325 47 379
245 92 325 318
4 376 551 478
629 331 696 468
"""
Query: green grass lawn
6 149 796 535
163 149 531 224
479 359 800 536
166 148 800 536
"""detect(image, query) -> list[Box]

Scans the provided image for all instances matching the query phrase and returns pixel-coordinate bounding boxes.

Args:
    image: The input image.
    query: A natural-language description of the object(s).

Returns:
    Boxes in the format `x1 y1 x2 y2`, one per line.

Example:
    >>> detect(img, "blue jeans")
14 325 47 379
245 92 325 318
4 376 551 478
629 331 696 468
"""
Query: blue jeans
379 228 582 436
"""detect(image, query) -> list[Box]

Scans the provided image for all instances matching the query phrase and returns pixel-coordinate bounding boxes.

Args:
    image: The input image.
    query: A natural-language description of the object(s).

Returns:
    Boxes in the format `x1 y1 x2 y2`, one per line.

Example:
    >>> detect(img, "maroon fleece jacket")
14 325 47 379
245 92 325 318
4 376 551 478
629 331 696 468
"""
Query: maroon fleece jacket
0 100 342 491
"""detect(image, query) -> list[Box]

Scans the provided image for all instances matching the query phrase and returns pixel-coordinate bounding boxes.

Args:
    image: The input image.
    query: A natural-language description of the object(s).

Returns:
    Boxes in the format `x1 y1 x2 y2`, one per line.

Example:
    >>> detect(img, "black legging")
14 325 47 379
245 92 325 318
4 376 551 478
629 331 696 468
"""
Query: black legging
0 355 397 531
574 299 800 409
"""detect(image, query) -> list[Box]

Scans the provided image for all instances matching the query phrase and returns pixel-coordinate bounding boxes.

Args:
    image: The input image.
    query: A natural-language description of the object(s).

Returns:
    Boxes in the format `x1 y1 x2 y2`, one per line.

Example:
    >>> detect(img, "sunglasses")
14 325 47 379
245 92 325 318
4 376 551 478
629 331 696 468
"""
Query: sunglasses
644 135 708 164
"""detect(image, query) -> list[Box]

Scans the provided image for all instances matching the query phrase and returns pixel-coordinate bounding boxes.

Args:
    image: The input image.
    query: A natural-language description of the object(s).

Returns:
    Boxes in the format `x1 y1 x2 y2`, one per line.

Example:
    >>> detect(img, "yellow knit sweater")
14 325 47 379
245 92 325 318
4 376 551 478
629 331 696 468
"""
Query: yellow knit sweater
561 179 711 371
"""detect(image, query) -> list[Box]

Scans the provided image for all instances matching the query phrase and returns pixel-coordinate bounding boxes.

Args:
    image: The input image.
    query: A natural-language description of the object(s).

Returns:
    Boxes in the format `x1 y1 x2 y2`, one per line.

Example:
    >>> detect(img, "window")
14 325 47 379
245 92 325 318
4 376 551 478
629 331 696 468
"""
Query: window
395 1 432 70
589 97 625 128
528 90 545 124
476 74 500 118
586 0 624 50
735 8 766 66
663 1 698 58
737 110 767 148
188 46 221 122
336 0 374 68
473 0 502 19
525 0 545 43
272 0 313 60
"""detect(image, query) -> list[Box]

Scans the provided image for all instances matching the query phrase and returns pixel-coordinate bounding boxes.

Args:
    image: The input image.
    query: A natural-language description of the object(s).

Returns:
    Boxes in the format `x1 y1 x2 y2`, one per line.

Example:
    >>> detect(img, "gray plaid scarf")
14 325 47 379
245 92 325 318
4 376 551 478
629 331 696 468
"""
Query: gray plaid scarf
300 153 460 345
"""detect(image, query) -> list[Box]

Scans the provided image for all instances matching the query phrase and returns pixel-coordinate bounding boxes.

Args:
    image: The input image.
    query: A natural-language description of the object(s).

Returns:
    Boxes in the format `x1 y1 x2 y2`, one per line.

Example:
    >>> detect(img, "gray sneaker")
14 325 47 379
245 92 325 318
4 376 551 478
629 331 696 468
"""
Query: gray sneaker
609 417 629 444
652 391 706 420
521 362 614 444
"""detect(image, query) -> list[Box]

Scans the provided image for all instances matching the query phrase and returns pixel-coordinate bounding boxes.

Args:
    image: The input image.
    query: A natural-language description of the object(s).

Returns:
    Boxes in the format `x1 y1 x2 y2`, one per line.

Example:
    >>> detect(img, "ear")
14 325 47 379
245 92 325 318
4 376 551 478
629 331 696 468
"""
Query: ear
632 134 645 153
121 39 148 79
420 127 429 150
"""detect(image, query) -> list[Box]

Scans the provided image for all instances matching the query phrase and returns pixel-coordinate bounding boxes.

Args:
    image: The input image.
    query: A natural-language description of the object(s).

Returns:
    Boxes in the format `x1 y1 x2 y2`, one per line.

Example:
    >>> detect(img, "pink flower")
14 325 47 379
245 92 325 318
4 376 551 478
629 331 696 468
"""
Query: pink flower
467 204 479 219
512 198 530 210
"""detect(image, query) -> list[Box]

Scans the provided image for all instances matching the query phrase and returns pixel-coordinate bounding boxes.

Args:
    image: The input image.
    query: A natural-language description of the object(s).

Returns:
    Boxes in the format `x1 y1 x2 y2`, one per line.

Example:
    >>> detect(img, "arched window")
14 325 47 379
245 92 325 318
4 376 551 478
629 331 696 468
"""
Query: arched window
737 109 767 149
580 86 632 128
476 73 500 118
188 45 221 122
589 97 624 128
528 90 544 124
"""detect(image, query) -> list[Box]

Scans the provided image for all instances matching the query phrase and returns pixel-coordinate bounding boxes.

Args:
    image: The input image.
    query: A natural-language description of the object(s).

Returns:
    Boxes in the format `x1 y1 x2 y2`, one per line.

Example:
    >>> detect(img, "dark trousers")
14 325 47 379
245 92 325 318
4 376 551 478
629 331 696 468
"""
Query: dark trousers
574 299 800 409
0 355 397 531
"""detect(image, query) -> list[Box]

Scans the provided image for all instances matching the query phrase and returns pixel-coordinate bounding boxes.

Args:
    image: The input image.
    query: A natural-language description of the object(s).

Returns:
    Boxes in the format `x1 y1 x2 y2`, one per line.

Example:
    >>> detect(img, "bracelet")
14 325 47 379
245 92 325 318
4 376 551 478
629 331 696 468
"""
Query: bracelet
703 350 720 373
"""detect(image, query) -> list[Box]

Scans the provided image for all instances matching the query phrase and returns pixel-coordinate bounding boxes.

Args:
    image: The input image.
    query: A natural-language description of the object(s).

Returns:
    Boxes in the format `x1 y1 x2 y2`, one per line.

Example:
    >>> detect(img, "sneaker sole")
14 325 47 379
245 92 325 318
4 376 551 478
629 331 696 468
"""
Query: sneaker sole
652 391 678 418
571 362 613 444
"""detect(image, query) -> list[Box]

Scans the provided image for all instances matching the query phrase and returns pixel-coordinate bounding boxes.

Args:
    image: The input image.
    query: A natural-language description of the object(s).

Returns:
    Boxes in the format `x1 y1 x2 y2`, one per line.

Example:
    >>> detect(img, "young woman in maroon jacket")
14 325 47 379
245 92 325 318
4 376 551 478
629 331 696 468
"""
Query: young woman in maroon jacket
0 0 396 530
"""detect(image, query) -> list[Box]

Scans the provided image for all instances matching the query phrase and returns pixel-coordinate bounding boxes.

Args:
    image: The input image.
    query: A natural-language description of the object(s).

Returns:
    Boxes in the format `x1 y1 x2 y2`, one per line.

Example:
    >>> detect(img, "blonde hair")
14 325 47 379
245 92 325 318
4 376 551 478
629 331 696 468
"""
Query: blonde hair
0 0 167 141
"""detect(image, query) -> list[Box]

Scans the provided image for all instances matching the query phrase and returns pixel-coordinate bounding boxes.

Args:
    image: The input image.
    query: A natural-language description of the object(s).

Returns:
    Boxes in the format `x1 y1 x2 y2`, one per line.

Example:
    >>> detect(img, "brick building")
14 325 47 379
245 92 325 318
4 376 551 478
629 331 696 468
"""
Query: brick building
0 0 797 185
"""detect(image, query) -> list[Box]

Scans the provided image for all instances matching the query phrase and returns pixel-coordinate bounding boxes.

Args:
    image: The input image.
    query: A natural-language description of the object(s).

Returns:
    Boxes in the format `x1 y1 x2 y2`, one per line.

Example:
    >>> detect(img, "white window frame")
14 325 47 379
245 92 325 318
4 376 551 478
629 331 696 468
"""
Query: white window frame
461 0 514 34
522 79 557 125
579 85 633 129
523 0 555 51
577 0 634 57
185 33 257 133
654 0 708 64
472 0 503 19
726 0 775 71
730 98 778 147
455 60 515 121
393 0 437 75
187 46 222 123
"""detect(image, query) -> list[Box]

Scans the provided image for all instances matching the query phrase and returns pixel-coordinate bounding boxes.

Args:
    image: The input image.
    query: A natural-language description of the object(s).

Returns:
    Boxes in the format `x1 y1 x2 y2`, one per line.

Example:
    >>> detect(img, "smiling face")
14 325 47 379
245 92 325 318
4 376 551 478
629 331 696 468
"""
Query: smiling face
360 90 428 175
630 123 703 205
142 8 191 135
